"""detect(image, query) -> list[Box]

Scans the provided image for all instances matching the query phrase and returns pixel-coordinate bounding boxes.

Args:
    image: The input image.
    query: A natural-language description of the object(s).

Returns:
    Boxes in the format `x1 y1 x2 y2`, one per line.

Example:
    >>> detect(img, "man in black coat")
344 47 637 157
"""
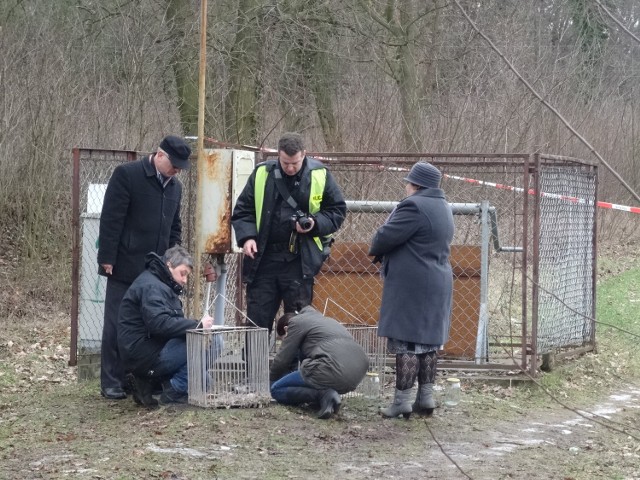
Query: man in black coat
231 132 346 333
118 246 213 407
97 135 191 399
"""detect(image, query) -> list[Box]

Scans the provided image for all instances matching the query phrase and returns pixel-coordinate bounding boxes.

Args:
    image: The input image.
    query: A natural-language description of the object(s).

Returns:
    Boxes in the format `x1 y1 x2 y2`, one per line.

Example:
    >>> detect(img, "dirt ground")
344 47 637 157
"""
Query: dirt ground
1 239 639 479
1 318 639 480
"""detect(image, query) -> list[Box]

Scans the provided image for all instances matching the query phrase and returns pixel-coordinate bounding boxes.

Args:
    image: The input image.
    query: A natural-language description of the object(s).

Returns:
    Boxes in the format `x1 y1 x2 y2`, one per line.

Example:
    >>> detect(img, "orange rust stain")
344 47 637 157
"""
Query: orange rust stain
205 151 221 179
203 202 232 252
199 149 234 254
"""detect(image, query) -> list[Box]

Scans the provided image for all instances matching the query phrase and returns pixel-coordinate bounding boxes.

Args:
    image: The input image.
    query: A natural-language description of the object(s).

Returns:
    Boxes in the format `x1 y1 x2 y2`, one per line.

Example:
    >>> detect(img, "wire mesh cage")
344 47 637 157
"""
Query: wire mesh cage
344 325 387 398
187 326 271 408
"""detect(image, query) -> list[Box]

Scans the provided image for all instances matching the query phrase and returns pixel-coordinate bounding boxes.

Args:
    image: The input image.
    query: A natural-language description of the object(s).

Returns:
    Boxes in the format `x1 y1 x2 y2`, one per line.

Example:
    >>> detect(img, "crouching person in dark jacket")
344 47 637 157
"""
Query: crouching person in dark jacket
118 246 213 407
270 304 369 419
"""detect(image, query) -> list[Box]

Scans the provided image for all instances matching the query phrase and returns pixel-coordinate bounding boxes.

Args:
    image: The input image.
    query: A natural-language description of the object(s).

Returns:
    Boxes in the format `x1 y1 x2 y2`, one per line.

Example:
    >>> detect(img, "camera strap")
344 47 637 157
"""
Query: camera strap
273 167 300 210
273 168 301 254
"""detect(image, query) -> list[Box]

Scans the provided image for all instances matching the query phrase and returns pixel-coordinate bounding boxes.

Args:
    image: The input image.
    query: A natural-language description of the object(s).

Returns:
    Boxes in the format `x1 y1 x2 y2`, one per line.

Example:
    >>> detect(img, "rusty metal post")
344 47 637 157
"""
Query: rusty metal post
530 153 542 377
521 154 531 373
591 164 599 350
69 148 81 366
193 0 208 317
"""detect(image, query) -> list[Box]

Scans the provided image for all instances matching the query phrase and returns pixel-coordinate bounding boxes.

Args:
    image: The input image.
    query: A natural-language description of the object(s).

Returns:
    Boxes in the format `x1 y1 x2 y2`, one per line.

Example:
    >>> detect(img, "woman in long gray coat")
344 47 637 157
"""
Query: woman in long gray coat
369 162 454 419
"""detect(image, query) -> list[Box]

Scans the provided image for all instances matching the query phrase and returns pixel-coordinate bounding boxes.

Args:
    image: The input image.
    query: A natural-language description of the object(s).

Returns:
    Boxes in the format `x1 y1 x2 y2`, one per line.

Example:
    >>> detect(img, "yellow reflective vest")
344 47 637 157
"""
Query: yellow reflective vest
254 165 327 251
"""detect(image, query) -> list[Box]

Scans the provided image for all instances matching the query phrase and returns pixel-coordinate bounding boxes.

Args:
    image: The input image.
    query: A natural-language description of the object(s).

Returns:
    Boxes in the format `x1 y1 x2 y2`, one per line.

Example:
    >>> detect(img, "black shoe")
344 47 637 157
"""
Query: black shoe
101 387 126 400
126 373 158 407
317 389 341 419
159 381 188 405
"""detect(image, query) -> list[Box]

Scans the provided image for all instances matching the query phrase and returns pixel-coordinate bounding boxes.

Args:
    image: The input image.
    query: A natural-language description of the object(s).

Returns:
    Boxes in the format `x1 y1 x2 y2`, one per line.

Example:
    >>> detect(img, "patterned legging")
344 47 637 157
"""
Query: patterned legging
395 351 438 390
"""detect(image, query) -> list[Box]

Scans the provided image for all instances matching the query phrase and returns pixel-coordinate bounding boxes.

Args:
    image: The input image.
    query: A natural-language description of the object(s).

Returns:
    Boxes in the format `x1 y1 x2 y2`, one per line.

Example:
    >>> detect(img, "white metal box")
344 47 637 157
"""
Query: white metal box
196 149 255 254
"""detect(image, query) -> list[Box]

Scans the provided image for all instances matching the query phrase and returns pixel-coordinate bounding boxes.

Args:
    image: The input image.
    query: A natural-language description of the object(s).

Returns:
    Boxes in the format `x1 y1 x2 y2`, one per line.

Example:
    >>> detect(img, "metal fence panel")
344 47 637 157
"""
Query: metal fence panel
535 162 597 354
72 149 597 377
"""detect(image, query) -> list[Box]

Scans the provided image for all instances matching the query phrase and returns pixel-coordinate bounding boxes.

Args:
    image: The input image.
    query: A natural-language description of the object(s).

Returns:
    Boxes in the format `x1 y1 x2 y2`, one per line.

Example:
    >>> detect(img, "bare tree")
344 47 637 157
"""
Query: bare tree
352 0 444 151
166 0 200 135
224 0 264 145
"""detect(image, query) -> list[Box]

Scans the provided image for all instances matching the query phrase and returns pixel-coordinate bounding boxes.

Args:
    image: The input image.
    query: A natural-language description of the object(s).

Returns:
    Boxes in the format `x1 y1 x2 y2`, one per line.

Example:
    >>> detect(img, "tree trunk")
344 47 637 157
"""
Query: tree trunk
298 22 344 151
357 0 442 152
166 0 199 136
224 0 263 145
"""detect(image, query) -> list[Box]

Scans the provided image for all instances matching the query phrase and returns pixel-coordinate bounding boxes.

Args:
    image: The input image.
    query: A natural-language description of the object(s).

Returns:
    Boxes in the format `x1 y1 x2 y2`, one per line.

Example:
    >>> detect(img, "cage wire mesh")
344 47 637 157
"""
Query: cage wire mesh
187 326 270 408
73 150 597 379
317 158 529 366
441 160 530 365
73 149 137 359
343 325 387 398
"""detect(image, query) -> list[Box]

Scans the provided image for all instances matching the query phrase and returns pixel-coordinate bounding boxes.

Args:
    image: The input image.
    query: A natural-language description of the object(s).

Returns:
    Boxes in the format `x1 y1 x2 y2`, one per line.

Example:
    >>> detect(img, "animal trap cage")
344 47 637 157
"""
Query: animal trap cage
344 325 387 398
187 326 271 408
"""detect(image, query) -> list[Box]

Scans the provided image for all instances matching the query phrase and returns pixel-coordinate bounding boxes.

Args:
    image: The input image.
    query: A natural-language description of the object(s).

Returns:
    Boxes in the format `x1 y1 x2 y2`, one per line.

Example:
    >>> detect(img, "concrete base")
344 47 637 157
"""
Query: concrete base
77 353 101 381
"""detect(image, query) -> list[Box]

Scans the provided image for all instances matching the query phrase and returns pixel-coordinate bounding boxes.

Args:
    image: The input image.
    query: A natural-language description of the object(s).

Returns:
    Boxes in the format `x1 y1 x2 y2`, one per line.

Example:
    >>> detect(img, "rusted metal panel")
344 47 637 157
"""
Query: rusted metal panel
314 242 482 357
195 149 255 255
197 149 233 254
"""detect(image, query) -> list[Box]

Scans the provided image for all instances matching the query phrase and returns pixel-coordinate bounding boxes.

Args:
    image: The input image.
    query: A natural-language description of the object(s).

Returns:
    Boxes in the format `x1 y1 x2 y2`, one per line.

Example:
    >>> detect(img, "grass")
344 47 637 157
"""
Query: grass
597 266 640 335
1 262 640 478
456 264 640 418
521 265 640 406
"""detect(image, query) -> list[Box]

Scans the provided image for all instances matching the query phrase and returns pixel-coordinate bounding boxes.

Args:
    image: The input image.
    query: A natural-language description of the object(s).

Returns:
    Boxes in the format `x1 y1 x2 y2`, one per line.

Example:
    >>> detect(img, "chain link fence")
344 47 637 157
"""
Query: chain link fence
71 149 597 378
534 155 597 357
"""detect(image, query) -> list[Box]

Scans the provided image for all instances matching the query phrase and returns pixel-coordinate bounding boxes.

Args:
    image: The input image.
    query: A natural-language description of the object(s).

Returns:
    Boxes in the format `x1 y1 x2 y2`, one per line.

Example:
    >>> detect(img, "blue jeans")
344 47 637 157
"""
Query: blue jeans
149 338 188 393
270 370 310 404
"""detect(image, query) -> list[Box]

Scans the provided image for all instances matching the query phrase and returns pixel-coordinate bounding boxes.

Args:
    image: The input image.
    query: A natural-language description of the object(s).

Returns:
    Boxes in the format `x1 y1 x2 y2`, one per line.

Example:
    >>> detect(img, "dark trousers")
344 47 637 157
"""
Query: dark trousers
101 278 130 390
246 256 313 332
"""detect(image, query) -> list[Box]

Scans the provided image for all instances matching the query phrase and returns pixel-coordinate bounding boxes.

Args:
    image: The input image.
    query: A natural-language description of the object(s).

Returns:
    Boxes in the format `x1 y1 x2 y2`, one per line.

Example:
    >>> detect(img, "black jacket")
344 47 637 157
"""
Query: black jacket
231 157 346 283
117 253 198 376
98 155 182 284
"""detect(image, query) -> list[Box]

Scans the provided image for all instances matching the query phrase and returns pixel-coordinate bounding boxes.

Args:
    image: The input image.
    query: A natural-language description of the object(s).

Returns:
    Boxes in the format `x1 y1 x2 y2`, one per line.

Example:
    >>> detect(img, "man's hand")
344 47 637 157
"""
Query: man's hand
243 239 258 259
101 264 113 275
295 217 315 234
201 314 214 329
202 262 218 282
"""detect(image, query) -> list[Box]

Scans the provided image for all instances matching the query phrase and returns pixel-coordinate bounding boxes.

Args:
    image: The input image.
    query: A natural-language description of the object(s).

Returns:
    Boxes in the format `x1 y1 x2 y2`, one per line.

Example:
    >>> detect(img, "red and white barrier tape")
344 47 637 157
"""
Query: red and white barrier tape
444 174 640 215
194 138 639 215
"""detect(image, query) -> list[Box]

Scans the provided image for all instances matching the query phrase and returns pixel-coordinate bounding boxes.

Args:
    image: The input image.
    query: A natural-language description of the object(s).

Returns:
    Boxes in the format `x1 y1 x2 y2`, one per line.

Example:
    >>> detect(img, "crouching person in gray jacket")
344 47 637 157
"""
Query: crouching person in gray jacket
270 304 369 419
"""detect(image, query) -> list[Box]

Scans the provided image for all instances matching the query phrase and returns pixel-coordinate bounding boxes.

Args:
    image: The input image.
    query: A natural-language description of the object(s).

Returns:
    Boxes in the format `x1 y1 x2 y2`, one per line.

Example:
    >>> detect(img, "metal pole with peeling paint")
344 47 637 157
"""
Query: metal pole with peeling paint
193 0 208 318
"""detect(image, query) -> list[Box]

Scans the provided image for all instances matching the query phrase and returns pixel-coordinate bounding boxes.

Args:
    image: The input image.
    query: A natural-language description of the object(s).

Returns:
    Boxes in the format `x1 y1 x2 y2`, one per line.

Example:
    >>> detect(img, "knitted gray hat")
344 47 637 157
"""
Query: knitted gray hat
403 162 442 188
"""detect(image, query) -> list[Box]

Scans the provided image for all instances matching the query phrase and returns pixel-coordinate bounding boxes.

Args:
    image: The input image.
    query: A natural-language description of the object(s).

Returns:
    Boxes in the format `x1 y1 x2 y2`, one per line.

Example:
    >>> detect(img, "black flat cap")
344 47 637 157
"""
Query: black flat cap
160 135 191 170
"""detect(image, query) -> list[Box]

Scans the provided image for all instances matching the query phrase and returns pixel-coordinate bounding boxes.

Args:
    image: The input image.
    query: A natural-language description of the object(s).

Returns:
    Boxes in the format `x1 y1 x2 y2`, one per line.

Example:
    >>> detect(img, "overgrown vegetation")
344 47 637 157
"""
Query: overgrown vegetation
1 2 639 476
1 0 639 296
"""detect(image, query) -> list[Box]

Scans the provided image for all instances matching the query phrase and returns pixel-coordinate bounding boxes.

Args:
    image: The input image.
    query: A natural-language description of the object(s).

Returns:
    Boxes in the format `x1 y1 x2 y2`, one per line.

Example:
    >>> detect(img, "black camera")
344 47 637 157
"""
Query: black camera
291 210 313 230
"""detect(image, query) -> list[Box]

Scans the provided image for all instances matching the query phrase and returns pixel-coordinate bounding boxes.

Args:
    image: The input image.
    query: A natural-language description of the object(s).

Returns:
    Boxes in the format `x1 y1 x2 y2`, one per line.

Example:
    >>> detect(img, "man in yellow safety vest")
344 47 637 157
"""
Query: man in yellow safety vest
231 132 347 333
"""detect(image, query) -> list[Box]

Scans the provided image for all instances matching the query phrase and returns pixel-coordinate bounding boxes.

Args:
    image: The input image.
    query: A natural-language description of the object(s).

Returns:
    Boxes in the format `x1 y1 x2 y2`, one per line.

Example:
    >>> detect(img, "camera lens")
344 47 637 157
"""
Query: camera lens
299 217 312 230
